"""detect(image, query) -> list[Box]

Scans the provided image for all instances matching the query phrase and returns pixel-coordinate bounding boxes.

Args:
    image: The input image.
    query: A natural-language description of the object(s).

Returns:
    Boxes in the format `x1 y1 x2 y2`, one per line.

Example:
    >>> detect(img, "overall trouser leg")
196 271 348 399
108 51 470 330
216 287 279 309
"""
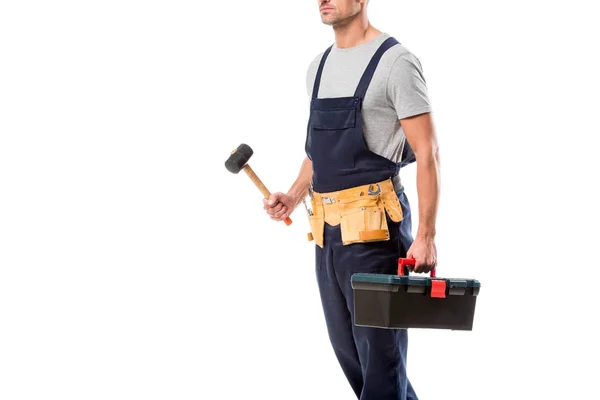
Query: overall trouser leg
316 242 364 398
315 189 418 400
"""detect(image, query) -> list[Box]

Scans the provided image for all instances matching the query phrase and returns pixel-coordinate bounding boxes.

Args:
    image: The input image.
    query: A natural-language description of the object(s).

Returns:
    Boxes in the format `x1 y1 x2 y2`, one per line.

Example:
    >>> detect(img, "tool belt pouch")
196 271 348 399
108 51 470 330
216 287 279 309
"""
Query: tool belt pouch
339 196 389 245
380 190 404 223
308 198 325 248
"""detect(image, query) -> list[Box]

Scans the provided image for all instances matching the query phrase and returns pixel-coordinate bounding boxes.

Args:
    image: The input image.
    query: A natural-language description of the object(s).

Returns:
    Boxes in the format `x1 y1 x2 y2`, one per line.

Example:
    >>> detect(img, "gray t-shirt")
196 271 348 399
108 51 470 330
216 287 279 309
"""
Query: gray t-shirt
306 32 433 187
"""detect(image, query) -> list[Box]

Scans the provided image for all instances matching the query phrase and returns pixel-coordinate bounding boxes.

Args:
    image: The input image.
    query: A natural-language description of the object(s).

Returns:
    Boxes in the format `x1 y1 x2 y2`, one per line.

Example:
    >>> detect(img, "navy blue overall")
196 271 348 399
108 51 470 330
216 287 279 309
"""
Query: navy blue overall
305 37 419 400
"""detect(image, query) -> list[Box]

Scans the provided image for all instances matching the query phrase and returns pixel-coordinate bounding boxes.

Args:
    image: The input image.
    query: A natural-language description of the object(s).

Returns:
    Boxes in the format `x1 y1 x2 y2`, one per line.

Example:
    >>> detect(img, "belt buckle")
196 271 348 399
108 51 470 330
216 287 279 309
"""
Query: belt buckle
368 183 381 196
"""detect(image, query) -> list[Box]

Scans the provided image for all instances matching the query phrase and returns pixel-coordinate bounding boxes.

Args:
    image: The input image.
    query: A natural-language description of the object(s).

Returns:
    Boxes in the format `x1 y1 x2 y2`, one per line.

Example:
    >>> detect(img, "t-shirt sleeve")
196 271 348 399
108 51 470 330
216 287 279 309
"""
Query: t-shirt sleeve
386 52 433 119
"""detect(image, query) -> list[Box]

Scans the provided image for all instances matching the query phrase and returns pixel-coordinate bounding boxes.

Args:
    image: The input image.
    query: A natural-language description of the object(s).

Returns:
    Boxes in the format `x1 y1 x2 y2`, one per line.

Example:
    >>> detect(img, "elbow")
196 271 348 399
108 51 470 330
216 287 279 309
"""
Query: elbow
415 141 440 166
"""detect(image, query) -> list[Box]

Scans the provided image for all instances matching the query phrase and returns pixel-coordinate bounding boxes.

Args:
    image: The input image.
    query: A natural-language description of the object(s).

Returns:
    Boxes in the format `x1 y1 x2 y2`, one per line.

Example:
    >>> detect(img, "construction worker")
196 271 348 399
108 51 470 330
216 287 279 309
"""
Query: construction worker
264 1 440 399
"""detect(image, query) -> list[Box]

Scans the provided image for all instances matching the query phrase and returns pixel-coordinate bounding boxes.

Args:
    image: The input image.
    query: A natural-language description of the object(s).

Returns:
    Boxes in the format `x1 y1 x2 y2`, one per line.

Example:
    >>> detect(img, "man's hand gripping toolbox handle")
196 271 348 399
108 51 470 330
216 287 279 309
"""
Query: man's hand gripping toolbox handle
397 258 436 277
397 258 446 298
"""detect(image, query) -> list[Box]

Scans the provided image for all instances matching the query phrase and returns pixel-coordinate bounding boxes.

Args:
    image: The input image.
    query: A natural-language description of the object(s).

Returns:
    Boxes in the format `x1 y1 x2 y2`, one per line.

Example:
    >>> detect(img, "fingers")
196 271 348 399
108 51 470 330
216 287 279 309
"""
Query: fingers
407 248 436 274
263 193 288 221
406 240 438 274
413 260 427 273
405 251 415 272
270 205 289 221
266 203 287 220
267 192 283 206
263 198 283 212
413 258 437 274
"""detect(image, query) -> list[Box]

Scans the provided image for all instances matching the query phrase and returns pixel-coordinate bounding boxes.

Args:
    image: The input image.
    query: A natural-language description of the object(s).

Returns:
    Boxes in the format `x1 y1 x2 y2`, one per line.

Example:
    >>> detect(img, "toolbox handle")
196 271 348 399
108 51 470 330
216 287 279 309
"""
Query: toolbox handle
397 258 437 277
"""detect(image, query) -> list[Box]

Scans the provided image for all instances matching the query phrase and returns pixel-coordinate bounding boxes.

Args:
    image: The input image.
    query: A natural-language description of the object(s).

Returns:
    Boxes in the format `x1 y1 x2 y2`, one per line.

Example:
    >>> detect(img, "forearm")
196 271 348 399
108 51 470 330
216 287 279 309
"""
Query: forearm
287 156 313 209
415 145 440 239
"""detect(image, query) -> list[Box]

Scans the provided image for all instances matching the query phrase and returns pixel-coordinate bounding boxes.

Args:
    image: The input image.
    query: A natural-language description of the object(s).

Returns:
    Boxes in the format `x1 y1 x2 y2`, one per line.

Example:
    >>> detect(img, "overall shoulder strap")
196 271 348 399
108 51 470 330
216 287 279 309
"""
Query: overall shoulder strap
354 37 400 98
312 45 333 99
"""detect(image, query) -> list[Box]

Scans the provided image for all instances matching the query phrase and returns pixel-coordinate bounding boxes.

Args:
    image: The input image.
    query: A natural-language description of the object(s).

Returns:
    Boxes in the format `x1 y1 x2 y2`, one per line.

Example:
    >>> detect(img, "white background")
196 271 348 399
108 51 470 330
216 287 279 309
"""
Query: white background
1 1 599 399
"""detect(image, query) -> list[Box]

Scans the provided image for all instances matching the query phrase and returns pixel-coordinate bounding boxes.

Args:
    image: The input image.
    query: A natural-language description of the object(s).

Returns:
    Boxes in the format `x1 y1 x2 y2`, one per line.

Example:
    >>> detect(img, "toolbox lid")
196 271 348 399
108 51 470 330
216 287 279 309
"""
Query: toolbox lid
351 273 481 288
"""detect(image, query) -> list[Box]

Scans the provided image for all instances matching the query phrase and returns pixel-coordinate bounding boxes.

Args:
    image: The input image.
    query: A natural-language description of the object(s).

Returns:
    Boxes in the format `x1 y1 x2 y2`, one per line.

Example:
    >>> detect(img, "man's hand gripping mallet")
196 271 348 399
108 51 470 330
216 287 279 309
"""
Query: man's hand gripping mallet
224 143 292 226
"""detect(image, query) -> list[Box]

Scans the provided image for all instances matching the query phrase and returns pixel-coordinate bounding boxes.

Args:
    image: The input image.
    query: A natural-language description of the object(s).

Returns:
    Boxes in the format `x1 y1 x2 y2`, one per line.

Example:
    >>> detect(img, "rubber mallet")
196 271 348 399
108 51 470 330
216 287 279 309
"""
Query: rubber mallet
224 143 292 226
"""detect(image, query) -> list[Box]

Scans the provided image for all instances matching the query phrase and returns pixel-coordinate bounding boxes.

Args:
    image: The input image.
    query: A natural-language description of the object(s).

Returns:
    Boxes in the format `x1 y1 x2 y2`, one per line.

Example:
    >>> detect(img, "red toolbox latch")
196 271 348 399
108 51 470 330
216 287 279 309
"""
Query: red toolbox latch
431 280 446 298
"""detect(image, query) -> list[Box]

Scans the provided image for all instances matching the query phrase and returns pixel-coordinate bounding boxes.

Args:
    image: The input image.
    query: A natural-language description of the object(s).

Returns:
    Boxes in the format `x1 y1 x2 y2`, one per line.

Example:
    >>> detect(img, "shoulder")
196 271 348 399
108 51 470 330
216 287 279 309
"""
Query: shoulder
383 44 427 83
380 42 425 72
381 43 432 118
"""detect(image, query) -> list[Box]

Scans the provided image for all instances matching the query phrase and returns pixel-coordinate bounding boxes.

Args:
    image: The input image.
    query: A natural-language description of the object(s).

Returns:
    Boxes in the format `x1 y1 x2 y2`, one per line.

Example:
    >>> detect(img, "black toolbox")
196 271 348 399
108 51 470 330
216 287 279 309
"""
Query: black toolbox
351 258 480 331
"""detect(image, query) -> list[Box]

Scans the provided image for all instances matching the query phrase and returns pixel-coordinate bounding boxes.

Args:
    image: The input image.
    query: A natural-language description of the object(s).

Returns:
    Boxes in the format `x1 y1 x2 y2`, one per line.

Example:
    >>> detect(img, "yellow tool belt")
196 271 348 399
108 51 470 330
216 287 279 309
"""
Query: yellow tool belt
306 178 403 248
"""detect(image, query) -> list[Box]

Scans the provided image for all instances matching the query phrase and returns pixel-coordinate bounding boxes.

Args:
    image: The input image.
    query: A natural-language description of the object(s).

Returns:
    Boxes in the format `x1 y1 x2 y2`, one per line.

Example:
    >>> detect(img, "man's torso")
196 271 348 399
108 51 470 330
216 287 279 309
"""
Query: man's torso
306 32 432 189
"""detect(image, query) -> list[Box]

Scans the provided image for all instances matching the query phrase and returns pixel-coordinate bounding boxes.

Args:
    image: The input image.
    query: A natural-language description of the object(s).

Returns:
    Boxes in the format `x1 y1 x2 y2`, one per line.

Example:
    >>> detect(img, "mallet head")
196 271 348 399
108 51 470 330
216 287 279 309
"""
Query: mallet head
224 143 253 174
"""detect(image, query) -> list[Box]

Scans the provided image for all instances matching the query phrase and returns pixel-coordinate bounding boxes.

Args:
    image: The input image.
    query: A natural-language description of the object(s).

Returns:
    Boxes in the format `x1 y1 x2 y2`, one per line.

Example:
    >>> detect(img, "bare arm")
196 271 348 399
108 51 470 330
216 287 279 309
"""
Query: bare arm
287 156 313 210
401 112 440 272
264 156 313 221
401 112 440 238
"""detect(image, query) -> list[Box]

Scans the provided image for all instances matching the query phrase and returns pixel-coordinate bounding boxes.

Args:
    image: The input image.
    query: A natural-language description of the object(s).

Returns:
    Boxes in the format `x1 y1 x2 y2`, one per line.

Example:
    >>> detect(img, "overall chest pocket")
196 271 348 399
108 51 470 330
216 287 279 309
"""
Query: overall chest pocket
310 108 357 169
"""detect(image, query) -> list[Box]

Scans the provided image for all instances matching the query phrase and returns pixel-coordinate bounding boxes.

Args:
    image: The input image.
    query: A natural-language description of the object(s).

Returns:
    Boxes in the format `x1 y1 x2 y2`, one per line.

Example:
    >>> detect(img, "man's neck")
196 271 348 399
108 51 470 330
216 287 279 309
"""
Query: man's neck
333 14 381 49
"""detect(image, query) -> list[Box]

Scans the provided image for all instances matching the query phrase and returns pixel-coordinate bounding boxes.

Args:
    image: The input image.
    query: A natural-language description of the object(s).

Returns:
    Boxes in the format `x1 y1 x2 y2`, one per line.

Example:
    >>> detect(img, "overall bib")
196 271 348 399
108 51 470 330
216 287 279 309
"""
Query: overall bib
305 37 419 400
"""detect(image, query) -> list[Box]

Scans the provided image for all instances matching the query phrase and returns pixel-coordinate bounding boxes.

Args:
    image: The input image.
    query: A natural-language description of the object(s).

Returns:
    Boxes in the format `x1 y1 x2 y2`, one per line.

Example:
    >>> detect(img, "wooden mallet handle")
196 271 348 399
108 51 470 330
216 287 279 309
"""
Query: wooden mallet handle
242 164 292 226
